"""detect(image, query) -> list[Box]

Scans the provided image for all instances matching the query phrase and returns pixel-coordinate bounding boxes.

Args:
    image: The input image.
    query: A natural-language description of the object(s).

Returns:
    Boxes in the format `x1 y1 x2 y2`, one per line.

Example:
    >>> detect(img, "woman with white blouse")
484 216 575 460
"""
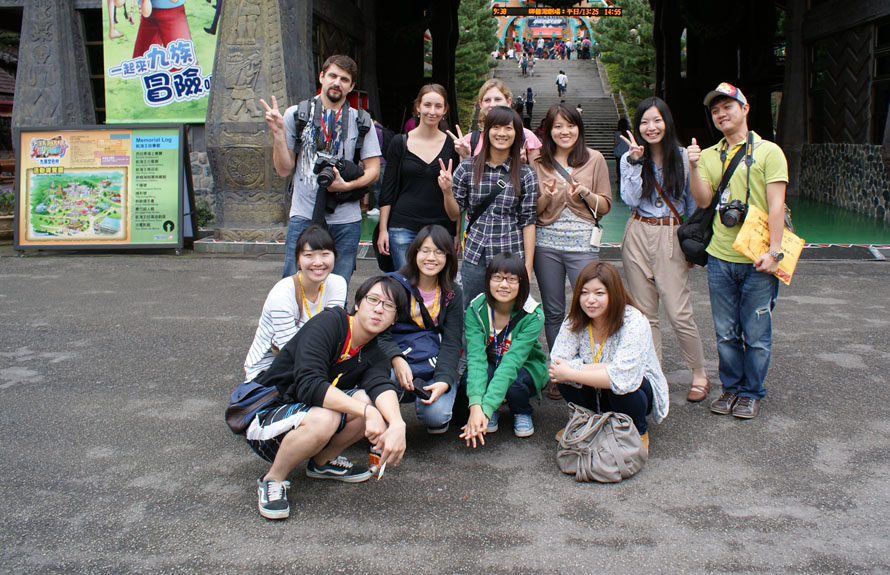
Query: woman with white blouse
548 261 670 451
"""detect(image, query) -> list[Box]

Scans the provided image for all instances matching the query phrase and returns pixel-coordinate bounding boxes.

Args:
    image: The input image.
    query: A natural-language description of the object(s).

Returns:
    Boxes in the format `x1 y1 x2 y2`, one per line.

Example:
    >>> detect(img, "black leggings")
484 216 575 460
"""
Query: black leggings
558 378 654 434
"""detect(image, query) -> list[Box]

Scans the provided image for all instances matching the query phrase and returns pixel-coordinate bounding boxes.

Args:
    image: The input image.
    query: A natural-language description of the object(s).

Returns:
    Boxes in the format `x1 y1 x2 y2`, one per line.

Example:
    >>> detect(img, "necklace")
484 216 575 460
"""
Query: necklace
299 272 324 318
411 283 440 327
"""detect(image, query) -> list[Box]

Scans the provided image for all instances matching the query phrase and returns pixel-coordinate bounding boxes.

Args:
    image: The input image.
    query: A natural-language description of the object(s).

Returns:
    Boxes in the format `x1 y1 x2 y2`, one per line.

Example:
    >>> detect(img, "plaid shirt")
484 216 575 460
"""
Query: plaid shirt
452 156 538 266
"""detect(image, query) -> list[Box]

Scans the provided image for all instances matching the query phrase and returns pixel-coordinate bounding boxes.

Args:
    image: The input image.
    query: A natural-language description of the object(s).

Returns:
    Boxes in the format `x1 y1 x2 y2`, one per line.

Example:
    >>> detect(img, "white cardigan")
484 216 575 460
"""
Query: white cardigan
549 305 670 423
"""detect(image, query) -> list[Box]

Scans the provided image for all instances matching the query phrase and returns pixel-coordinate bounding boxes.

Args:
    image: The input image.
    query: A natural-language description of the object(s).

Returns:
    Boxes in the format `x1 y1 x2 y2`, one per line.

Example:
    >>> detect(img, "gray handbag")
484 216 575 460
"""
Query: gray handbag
556 403 647 483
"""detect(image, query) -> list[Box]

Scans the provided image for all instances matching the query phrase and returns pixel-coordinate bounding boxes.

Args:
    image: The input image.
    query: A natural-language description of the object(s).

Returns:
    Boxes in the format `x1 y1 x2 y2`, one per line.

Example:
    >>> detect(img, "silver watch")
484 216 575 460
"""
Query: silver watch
767 249 784 262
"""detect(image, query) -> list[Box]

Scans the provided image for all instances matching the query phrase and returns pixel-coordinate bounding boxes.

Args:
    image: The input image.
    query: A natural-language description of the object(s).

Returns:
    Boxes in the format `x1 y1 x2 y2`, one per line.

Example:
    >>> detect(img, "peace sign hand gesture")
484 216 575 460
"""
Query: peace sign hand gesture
542 179 558 198
445 125 471 160
260 96 285 136
437 158 454 194
619 130 644 162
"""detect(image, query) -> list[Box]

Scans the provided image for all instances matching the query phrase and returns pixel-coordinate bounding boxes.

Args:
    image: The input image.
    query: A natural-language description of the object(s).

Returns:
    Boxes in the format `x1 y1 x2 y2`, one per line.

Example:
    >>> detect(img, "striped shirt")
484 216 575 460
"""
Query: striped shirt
243 273 347 382
452 156 538 265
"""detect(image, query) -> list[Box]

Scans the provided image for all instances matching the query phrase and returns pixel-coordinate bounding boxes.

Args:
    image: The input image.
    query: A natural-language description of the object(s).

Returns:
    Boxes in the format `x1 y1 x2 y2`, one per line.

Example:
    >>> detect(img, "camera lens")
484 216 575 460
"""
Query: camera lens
317 167 334 188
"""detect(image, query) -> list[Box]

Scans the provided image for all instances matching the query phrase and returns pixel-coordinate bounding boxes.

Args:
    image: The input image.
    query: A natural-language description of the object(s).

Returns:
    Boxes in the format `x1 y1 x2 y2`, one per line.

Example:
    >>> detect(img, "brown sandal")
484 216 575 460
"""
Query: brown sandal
686 378 711 403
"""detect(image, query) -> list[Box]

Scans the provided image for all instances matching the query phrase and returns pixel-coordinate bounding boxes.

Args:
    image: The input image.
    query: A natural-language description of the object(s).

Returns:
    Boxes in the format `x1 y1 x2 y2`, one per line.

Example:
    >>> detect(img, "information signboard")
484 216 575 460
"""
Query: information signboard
15 125 184 250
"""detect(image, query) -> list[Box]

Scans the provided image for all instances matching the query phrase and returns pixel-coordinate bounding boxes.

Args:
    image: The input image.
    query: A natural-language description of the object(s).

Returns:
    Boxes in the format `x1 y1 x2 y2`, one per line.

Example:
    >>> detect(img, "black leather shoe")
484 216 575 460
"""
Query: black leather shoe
731 396 760 419
710 392 738 415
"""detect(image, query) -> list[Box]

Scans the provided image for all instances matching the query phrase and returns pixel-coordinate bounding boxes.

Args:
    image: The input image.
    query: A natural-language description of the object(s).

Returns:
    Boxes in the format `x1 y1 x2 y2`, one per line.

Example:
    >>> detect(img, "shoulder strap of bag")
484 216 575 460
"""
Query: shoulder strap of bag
470 130 480 155
653 179 683 222
716 140 748 196
353 107 372 164
386 272 437 331
291 98 314 160
553 161 600 224
466 176 508 233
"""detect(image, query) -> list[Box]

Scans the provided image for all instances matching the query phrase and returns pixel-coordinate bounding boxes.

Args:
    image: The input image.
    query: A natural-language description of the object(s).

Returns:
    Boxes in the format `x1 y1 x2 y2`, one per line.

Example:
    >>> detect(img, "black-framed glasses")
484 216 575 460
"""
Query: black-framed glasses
364 294 397 312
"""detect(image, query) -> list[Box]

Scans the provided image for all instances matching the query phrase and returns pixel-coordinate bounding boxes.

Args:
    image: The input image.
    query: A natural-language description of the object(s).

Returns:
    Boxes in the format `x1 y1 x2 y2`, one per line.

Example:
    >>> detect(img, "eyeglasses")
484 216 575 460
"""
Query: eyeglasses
418 247 446 257
490 274 520 285
364 294 397 313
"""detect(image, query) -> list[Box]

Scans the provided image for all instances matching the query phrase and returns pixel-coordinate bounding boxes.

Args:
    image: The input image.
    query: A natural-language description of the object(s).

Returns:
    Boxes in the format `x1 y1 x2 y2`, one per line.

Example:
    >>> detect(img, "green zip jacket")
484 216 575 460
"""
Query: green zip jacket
464 293 548 417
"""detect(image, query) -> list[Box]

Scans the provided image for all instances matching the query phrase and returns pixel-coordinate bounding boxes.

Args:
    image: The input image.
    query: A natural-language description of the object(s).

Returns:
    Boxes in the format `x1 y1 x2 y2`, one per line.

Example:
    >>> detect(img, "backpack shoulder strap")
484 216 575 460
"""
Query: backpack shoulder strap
386 272 436 330
470 130 480 156
353 107 372 163
292 99 313 155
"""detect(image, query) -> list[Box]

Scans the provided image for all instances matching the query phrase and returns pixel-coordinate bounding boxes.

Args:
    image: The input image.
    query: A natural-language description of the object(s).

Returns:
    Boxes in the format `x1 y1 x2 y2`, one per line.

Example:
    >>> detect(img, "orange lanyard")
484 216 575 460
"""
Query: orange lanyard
588 324 604 363
299 273 324 318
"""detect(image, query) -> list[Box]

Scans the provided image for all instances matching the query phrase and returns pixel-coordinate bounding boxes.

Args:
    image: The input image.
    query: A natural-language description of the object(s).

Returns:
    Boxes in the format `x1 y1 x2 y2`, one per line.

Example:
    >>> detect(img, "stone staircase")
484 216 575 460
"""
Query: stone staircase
493 58 621 179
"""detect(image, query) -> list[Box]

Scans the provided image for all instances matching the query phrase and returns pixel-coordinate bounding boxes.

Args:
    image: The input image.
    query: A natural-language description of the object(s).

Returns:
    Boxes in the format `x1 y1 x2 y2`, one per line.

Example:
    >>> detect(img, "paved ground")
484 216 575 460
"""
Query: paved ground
1 247 889 574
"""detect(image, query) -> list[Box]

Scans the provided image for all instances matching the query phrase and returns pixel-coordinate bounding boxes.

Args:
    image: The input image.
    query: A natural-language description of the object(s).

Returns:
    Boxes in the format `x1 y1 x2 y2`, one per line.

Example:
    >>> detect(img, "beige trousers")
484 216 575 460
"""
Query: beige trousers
621 217 705 371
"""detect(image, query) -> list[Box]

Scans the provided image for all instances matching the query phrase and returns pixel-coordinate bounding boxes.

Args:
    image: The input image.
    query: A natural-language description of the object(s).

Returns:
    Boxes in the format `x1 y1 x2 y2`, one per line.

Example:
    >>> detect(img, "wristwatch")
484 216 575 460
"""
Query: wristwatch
767 249 784 262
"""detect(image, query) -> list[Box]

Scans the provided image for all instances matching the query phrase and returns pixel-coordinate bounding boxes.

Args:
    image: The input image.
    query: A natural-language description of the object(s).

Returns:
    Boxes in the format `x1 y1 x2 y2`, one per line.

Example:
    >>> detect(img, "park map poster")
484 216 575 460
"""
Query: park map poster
102 0 220 123
15 127 183 249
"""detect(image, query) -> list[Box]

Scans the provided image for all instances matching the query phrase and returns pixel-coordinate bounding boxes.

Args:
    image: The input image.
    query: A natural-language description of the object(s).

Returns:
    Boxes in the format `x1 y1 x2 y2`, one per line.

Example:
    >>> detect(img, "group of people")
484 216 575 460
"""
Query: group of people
247 54 788 520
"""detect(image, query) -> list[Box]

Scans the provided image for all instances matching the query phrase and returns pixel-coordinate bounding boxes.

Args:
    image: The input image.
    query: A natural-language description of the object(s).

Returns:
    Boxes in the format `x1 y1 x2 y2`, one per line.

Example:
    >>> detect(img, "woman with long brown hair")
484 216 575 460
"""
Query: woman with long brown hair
548 262 669 451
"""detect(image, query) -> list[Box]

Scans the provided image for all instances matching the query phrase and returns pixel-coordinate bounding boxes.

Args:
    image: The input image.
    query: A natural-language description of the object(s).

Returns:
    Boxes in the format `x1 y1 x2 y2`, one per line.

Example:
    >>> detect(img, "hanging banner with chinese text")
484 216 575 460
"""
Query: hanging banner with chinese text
102 0 220 123
15 126 184 250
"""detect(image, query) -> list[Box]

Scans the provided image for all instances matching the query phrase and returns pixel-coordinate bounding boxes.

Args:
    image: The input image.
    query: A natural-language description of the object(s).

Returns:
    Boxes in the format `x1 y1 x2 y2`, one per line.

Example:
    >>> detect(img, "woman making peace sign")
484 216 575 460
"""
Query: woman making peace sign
532 103 612 351
619 96 711 403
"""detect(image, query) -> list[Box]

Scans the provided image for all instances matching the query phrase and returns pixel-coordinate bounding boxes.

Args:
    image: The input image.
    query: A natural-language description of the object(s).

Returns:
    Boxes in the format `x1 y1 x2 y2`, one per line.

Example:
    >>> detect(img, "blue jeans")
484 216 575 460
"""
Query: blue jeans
707 255 779 400
283 216 361 285
395 373 459 429
558 378 654 435
388 227 417 272
459 257 488 310
459 363 538 416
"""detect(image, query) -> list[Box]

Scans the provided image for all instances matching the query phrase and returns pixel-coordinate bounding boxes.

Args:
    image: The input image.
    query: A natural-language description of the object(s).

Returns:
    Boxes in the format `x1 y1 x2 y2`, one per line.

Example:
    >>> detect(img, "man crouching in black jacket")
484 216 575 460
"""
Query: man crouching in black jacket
247 275 408 520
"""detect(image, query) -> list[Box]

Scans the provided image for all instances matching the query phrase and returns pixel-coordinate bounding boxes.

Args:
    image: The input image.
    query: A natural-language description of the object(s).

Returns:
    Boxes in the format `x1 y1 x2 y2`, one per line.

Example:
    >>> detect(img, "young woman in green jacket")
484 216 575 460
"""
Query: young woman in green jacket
460 252 548 446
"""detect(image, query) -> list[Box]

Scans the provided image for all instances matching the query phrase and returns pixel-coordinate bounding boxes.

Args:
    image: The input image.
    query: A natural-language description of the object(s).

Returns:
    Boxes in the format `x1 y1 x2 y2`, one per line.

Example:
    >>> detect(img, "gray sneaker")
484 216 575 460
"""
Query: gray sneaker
257 476 290 520
306 456 372 483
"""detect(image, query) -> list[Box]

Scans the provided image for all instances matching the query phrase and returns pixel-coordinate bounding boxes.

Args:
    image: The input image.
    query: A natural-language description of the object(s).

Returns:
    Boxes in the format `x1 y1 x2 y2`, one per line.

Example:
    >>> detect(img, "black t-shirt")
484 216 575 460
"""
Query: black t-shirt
257 307 396 407
380 135 459 235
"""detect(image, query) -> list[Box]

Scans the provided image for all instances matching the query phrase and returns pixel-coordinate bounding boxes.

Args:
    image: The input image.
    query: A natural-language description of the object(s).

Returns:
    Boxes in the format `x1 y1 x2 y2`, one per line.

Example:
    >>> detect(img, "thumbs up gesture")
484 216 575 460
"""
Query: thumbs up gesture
687 137 701 168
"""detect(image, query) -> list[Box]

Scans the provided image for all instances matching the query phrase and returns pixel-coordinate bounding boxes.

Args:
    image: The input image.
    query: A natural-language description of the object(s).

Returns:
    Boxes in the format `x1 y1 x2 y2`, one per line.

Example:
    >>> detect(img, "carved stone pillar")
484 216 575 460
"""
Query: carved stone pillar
205 0 314 241
12 0 94 150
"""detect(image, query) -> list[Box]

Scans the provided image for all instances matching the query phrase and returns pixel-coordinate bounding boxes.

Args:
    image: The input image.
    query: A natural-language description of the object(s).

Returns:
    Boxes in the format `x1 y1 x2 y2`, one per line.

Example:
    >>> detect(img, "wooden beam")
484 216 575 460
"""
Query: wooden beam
314 0 365 43
804 0 888 42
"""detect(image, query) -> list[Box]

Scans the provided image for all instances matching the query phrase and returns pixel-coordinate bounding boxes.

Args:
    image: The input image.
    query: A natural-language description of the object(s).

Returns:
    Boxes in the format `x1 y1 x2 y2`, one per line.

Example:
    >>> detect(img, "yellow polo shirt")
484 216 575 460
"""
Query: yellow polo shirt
697 132 788 263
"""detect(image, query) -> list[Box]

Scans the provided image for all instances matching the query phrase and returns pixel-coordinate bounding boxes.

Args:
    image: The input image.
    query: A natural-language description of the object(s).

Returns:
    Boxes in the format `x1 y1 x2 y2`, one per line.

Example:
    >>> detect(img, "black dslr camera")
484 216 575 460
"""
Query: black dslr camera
718 198 748 228
313 152 364 189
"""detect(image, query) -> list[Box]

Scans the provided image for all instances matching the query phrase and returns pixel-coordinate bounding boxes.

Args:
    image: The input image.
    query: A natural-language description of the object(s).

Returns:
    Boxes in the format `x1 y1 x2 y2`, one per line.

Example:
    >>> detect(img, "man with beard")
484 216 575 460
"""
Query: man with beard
262 55 381 284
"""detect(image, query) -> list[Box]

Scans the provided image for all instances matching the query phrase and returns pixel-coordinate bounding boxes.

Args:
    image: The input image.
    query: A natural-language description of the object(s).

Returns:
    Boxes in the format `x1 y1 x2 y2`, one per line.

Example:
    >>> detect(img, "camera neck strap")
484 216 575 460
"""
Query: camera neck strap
717 133 750 203
312 97 350 155
718 131 754 205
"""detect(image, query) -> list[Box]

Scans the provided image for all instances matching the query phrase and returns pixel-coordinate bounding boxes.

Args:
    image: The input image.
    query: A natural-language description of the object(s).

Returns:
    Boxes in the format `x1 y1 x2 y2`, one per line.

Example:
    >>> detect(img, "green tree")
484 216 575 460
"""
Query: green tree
595 0 655 112
455 0 498 103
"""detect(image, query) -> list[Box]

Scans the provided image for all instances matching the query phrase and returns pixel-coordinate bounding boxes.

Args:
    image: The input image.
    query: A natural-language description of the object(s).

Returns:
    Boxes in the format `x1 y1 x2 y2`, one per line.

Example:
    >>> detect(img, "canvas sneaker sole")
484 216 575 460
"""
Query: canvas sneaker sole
306 467 372 483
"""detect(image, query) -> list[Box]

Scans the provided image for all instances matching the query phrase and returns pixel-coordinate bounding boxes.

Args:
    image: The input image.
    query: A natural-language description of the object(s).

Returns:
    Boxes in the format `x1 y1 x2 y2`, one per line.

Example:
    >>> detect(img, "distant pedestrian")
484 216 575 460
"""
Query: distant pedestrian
556 70 568 97
525 87 535 121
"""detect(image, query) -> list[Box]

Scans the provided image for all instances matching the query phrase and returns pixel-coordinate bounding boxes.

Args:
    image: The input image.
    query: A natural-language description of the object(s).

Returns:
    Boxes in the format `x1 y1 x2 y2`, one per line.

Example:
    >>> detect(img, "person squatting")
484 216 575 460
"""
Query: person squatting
238 61 788 519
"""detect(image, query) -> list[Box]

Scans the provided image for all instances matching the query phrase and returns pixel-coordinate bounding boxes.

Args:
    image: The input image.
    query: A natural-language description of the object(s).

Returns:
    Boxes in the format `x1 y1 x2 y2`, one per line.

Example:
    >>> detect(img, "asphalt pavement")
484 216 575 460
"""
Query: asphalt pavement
1 248 888 574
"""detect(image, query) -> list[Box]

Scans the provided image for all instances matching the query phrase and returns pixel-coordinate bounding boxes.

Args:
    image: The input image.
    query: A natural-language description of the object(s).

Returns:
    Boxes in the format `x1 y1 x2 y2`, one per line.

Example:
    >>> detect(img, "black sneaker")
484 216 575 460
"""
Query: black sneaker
256 476 290 520
306 456 372 483
709 392 738 415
